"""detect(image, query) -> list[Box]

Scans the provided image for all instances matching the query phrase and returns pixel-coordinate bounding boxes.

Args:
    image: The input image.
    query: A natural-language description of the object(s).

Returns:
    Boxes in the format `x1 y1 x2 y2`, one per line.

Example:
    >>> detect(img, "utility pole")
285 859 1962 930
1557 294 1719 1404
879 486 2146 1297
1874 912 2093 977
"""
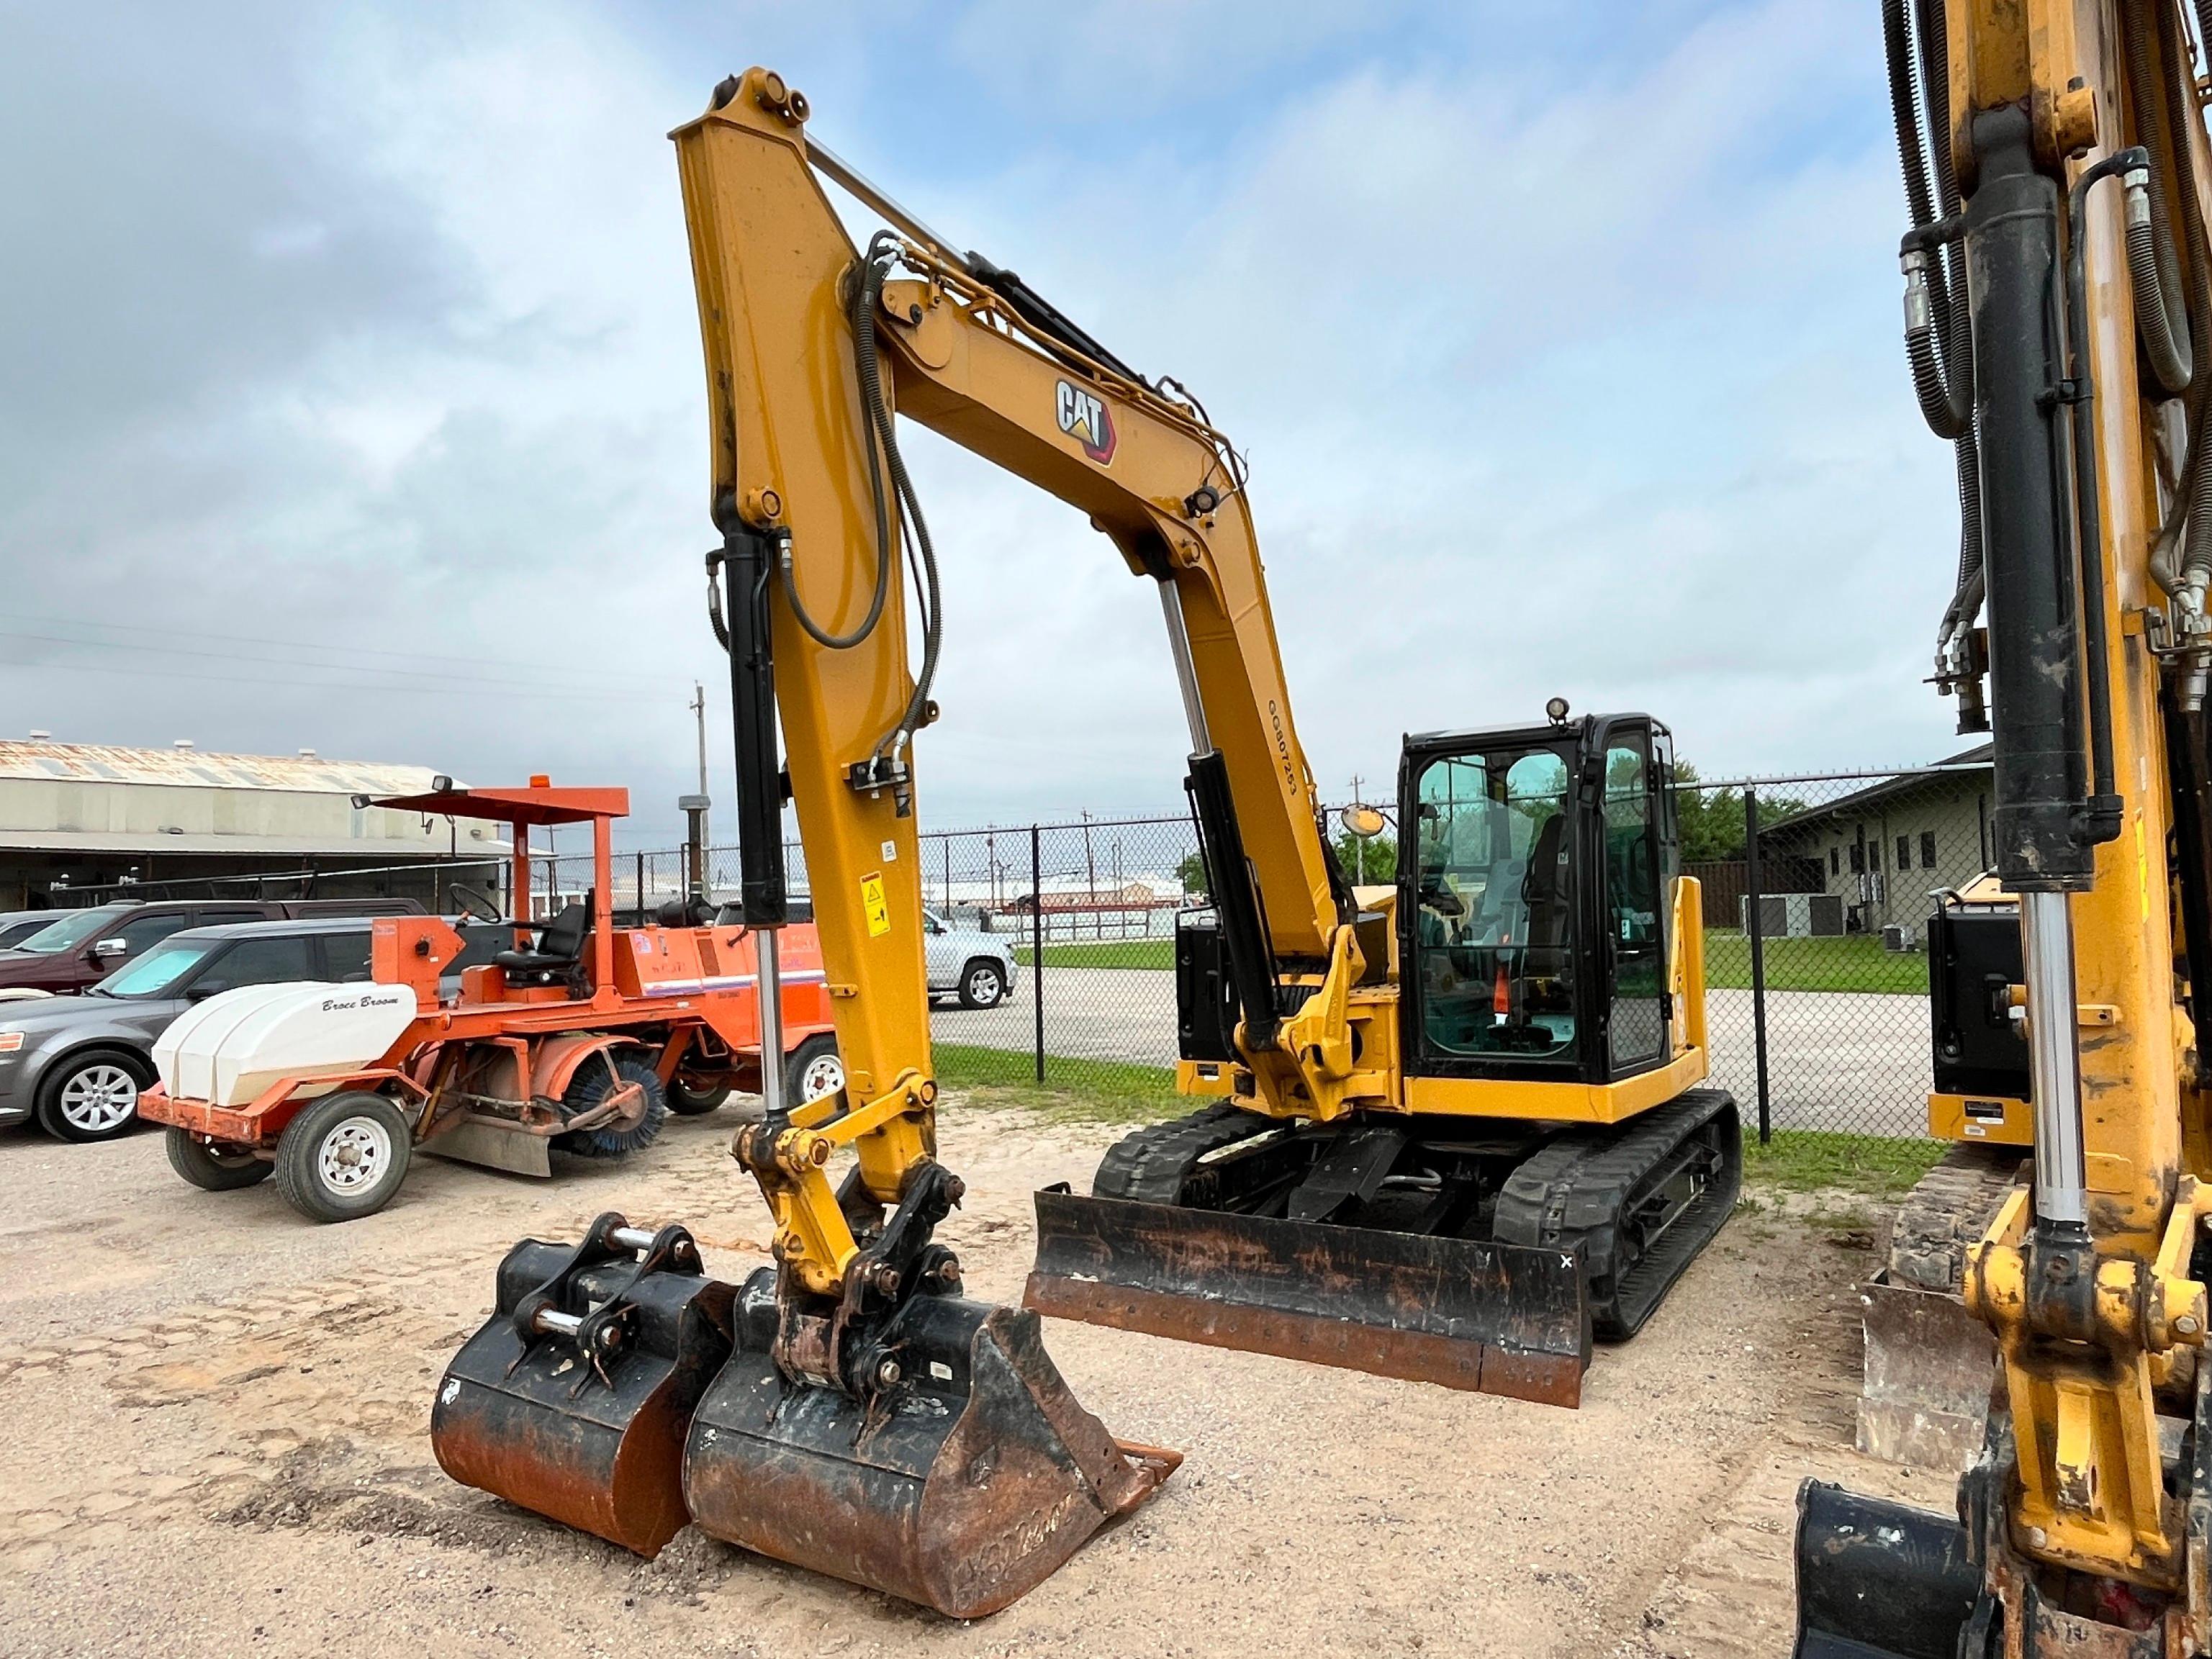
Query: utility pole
691 682 710 848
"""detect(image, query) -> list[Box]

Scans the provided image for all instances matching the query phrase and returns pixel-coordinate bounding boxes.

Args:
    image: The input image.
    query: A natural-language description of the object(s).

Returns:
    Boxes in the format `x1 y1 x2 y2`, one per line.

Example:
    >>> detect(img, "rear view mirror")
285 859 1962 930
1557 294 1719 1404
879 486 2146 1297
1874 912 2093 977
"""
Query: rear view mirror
91 938 127 960
1339 803 1390 840
186 980 229 1001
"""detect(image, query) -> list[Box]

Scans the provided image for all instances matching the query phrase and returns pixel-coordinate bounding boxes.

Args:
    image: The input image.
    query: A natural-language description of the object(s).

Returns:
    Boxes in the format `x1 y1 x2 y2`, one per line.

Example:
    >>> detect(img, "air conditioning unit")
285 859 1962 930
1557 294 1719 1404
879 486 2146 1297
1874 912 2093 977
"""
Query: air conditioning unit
1741 892 1849 939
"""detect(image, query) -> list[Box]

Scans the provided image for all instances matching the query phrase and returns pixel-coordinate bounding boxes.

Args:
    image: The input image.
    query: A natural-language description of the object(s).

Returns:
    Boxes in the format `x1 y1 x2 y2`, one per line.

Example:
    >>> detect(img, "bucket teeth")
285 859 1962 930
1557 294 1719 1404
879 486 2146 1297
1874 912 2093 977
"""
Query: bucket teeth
431 1235 735 1559
683 1268 1179 1617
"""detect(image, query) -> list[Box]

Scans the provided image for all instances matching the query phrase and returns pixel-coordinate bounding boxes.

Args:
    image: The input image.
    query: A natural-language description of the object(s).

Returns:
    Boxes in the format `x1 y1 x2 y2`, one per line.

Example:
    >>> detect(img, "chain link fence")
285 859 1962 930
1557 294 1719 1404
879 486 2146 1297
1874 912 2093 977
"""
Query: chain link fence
78 760 1988 1140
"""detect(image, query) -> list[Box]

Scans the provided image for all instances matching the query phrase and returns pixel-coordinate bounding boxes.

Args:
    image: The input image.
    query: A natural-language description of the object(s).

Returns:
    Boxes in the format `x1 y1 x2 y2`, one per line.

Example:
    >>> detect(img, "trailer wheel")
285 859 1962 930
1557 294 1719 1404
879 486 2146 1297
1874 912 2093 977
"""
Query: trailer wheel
274 1091 412 1223
788 1033 845 1103
166 1129 271 1191
554 1053 669 1160
667 1070 733 1116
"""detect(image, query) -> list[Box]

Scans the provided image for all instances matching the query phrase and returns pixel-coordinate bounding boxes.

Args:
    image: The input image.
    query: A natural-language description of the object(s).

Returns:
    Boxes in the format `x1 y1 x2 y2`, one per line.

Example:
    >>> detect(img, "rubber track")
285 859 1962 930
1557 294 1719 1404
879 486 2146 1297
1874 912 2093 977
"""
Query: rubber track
1493 1088 1741 1341
1091 1103 1274 1203
1884 1142 2023 1293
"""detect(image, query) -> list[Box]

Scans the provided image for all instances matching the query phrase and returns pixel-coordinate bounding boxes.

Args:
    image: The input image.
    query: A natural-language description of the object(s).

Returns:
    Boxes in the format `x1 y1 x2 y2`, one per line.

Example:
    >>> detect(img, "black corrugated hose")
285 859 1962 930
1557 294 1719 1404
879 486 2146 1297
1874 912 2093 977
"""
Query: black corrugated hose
1886 0 1985 654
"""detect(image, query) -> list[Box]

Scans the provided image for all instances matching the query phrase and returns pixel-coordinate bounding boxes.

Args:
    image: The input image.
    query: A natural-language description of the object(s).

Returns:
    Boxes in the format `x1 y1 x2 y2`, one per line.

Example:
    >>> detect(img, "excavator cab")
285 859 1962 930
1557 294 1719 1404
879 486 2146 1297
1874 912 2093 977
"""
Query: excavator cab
1399 713 1679 1085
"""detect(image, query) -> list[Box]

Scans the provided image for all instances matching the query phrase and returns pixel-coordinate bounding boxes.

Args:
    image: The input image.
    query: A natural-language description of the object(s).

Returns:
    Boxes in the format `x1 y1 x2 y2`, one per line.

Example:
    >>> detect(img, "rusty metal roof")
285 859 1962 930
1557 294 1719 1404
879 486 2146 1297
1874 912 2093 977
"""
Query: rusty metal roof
0 741 443 795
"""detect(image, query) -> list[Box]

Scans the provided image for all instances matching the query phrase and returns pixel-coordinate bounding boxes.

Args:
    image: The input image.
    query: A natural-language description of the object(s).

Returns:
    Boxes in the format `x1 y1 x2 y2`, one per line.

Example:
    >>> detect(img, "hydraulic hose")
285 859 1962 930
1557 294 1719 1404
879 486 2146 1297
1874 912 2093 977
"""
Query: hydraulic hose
1886 0 1986 663
1887 0 1973 440
2121 0 2194 398
847 235 943 767
2140 0 2212 625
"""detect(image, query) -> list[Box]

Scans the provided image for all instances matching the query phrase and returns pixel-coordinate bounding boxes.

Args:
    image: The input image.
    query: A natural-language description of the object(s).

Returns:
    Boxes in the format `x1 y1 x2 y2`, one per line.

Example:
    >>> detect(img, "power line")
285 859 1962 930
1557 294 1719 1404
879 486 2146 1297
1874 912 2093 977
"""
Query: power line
0 649 682 705
0 613 692 690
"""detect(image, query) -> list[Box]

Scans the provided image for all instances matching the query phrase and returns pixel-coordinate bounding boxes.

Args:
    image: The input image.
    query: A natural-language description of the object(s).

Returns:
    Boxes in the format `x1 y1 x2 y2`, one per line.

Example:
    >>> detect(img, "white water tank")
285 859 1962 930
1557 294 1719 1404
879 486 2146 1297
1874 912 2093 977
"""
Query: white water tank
155 982 419 1108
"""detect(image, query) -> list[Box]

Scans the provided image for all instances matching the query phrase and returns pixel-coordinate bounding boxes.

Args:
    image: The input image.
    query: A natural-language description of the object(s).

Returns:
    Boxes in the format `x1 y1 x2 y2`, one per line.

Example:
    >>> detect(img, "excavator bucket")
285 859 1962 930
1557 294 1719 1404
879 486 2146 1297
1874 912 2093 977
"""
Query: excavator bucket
1024 1188 1591 1406
683 1269 1181 1618
1792 1481 1990 1659
432 1217 734 1558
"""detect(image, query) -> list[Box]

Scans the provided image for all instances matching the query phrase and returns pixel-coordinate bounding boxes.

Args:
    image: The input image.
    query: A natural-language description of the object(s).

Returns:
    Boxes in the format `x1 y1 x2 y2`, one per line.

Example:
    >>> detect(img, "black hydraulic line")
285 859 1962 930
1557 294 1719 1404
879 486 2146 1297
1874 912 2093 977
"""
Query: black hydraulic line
2123 0 2195 397
1886 0 1986 672
2144 0 2212 601
1186 749 1280 1054
848 236 942 766
960 250 1147 387
2065 151 2151 846
710 513 790 928
1886 0 1973 439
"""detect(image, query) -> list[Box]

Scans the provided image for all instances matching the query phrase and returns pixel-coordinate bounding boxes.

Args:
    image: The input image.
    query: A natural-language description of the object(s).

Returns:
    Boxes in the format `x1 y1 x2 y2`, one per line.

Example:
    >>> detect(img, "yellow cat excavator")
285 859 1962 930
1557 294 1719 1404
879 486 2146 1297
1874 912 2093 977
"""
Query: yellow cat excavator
1795 1 2212 1654
428 67 1741 1615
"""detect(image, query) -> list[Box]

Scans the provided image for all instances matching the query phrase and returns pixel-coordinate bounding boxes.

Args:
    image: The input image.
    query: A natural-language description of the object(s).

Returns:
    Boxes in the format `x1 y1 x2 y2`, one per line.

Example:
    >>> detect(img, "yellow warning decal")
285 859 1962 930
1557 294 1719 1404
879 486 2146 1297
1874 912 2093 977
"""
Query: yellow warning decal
861 872 891 938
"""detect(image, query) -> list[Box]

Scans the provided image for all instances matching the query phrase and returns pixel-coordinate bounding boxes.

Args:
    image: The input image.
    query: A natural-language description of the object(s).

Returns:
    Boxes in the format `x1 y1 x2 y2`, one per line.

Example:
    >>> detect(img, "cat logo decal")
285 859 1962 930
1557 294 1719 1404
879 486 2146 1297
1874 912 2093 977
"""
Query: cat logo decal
1055 379 1116 464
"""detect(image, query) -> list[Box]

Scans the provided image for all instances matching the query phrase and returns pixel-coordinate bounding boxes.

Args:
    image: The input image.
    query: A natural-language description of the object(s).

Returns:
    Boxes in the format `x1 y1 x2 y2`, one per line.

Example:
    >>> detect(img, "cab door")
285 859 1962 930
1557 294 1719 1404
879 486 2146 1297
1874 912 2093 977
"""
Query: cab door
1594 720 1670 1076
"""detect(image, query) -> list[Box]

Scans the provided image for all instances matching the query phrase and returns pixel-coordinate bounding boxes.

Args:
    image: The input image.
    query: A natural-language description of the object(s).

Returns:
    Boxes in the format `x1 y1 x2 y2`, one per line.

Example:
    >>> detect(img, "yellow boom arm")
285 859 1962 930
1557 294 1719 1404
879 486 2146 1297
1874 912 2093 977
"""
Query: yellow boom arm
672 70 1358 1293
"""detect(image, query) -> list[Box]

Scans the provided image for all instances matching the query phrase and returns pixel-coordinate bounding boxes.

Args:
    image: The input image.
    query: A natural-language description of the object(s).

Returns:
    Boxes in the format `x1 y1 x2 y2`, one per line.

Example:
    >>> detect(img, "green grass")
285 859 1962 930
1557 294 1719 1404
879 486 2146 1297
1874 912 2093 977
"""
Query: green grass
937 1044 1946 1206
1742 1129 1946 1201
1012 939 1173 969
931 1043 1183 1126
1704 928 1927 995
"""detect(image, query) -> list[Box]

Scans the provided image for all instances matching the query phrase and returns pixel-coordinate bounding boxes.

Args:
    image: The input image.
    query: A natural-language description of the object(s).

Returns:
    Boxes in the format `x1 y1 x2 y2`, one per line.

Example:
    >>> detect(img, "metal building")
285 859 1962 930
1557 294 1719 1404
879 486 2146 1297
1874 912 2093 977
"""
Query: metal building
0 740 493 908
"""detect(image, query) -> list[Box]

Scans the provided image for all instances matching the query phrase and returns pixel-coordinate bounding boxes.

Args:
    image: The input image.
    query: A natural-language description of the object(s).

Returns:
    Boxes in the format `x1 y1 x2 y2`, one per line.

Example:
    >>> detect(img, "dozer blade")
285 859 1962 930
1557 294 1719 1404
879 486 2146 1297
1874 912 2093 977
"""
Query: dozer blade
432 1235 735 1558
684 1269 1180 1618
1024 1188 1590 1406
1792 1481 1991 1659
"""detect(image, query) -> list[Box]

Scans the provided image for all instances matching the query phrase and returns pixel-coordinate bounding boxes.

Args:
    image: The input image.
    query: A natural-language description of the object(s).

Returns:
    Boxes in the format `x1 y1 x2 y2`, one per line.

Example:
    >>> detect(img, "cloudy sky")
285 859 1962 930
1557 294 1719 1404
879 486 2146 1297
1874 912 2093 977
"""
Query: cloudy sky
1 1 1955 845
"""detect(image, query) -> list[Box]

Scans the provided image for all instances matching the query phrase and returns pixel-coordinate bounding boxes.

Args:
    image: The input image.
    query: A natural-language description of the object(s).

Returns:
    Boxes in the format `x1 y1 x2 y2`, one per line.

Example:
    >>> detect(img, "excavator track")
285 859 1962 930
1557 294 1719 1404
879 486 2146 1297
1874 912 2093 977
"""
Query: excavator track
1494 1088 1741 1339
1853 1142 2022 1470
1884 1142 2023 1293
1091 1103 1283 1205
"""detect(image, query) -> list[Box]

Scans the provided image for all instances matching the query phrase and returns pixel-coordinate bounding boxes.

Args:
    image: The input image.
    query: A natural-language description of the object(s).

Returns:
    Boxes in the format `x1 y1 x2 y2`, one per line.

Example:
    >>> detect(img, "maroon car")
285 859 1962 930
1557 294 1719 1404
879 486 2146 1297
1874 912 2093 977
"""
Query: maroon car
0 898 425 995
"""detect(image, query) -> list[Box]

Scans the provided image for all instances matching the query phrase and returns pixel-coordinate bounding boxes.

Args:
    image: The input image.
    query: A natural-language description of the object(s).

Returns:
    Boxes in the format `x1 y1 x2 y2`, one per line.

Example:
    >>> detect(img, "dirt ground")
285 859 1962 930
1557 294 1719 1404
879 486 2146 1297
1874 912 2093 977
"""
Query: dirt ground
0 1103 1949 1658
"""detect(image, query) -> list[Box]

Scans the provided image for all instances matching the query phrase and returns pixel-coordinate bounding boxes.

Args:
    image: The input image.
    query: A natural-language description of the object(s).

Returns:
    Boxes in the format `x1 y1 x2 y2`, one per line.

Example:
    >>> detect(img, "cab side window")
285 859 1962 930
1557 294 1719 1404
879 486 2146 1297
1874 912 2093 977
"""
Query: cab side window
109 913 197 958
203 936 315 990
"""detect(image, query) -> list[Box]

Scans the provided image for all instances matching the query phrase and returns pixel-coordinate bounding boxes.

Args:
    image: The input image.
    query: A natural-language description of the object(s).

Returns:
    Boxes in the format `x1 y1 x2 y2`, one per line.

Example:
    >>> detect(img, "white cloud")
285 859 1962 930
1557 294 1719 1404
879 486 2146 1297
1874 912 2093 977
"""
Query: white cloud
0 0 1964 854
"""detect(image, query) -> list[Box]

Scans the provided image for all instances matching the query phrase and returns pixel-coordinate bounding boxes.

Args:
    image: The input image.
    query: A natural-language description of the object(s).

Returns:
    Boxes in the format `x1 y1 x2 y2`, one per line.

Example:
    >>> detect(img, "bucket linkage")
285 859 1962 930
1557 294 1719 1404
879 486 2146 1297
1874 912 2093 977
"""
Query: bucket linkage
684 1152 1179 1617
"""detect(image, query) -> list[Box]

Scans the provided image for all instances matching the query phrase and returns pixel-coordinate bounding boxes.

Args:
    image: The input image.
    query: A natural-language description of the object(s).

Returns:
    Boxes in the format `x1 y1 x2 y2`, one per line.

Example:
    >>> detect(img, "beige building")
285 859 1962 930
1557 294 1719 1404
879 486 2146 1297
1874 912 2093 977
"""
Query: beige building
0 740 495 908
1759 744 1993 940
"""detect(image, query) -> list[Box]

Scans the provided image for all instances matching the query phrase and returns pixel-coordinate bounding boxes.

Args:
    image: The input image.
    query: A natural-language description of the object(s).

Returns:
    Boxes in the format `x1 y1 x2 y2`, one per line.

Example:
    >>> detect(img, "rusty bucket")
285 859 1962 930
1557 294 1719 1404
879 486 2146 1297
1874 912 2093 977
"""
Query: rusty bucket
432 1217 735 1558
682 1268 1179 1617
1792 1481 1993 1658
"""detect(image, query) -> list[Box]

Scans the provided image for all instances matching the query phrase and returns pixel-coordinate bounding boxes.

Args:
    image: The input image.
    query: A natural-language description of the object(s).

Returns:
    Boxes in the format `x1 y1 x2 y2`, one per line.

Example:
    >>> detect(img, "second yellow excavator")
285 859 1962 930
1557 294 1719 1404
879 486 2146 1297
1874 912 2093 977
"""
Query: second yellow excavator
429 66 1741 1616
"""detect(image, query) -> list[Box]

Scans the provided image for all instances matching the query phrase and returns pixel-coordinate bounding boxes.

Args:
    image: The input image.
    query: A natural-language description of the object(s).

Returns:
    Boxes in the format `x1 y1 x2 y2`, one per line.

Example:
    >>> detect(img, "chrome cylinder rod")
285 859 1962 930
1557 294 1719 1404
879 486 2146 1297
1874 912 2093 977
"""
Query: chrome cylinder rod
1158 578 1211 754
2019 889 2087 1226
755 926 787 1122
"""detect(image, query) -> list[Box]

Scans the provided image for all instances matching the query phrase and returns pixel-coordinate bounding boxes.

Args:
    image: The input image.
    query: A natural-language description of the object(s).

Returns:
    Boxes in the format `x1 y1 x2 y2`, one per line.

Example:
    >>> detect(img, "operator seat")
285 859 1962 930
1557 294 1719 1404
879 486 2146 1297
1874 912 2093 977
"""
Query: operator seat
496 890 593 982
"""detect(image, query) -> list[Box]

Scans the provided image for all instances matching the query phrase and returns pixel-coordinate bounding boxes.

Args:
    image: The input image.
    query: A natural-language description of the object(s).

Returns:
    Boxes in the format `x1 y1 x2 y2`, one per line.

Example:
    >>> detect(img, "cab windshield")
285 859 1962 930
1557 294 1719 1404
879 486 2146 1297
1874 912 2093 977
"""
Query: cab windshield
12 908 121 955
94 941 212 998
1412 743 1577 1059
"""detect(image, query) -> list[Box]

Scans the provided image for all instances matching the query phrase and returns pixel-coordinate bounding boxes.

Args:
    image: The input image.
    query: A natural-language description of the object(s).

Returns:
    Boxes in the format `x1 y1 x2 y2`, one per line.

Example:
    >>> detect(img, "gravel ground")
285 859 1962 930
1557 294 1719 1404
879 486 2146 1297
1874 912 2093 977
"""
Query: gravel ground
0 1106 1947 1658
